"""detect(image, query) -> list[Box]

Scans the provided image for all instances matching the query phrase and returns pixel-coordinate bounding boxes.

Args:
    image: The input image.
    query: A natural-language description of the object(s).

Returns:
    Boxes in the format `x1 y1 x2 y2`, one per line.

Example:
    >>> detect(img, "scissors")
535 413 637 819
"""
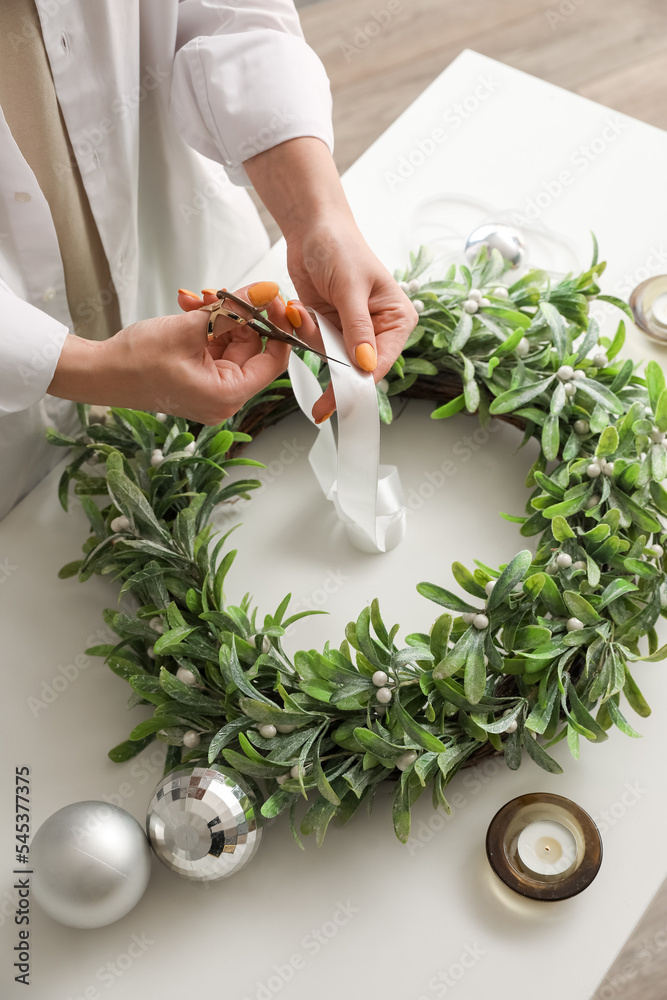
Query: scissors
200 288 349 367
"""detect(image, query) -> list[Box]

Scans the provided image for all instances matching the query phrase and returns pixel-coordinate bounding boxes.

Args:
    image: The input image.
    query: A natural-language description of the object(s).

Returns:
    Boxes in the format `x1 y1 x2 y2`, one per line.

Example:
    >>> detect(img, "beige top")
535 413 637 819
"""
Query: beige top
0 0 121 340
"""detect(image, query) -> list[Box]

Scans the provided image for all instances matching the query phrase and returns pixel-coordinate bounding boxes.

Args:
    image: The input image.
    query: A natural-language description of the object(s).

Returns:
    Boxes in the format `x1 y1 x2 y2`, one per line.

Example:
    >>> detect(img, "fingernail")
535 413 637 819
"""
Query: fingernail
248 280 280 307
355 343 377 372
285 302 302 328
201 288 217 295
315 410 334 424
178 287 199 299
278 293 286 305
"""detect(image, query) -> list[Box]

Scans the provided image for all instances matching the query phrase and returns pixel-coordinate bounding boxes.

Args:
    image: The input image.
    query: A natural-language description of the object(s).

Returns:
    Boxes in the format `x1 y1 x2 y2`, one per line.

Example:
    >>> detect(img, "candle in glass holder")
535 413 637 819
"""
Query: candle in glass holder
486 793 602 901
630 274 667 343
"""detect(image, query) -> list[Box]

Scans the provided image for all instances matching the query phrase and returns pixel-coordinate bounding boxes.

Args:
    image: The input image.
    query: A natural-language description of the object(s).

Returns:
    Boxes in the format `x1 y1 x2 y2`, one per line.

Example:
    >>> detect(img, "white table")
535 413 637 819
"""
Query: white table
2 49 667 1000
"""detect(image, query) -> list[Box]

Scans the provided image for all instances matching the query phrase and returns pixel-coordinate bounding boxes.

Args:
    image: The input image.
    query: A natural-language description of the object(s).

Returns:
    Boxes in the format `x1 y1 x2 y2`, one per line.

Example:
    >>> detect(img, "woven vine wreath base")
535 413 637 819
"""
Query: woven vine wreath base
53 244 665 846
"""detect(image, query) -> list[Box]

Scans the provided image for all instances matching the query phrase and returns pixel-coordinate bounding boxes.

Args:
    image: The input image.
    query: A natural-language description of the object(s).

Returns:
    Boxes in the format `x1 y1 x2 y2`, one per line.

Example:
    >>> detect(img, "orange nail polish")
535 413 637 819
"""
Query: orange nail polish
247 281 280 307
201 288 217 295
285 302 302 328
178 288 199 299
355 343 377 372
278 293 286 305
315 410 334 424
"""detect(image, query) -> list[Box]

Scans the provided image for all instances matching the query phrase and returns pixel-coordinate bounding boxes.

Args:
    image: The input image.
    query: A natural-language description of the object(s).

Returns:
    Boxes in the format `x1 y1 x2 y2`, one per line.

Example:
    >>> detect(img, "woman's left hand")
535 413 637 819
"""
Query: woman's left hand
283 216 418 422
243 136 418 424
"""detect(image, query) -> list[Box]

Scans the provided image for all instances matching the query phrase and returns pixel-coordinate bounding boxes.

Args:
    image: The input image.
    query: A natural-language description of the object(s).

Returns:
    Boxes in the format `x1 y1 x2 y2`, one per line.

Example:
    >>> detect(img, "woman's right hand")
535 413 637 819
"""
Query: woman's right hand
48 281 291 424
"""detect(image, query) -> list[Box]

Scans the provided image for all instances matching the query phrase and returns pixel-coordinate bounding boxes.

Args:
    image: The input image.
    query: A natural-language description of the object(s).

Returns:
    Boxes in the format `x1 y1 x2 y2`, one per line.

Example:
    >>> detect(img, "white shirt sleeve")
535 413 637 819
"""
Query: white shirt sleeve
170 0 334 187
0 280 69 416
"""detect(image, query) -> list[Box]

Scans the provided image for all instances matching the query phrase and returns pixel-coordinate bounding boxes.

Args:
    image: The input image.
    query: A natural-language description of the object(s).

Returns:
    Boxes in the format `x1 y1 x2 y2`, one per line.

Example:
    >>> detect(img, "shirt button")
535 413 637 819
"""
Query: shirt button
14 192 31 202
42 287 56 302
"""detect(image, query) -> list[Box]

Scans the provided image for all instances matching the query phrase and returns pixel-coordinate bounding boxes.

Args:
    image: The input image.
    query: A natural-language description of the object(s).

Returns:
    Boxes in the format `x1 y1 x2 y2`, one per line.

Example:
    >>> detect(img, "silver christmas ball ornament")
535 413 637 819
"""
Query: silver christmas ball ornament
464 223 525 269
146 765 262 881
31 801 151 928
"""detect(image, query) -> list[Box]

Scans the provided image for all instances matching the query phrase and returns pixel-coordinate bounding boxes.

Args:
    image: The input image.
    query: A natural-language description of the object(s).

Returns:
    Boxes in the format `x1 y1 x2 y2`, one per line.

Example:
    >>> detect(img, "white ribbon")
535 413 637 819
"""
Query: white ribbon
287 312 406 554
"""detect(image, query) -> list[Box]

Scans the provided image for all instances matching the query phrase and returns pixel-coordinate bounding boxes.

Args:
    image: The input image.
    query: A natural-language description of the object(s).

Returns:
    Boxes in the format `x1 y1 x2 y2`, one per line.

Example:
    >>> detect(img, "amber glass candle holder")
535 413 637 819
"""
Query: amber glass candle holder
486 793 603 902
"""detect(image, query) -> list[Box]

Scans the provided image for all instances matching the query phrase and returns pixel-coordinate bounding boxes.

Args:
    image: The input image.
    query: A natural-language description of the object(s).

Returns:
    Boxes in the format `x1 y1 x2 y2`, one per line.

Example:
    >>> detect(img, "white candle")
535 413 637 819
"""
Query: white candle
516 820 577 876
651 292 667 326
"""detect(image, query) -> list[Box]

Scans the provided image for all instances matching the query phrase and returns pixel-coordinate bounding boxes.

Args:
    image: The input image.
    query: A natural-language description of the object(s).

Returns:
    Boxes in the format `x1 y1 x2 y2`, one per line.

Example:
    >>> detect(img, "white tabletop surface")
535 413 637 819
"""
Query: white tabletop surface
2 49 667 1000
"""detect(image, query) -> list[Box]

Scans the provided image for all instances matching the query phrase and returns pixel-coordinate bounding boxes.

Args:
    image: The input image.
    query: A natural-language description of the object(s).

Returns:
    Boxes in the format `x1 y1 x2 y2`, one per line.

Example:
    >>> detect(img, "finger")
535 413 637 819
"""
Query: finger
177 288 203 312
336 287 377 374
281 299 324 351
271 298 335 423
372 300 419 380
312 381 336 424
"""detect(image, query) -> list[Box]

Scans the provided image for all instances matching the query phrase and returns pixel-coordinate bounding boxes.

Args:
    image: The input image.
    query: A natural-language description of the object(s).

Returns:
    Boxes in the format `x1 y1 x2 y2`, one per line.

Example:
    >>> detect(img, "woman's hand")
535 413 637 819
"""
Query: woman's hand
243 137 418 422
283 217 418 422
48 281 291 424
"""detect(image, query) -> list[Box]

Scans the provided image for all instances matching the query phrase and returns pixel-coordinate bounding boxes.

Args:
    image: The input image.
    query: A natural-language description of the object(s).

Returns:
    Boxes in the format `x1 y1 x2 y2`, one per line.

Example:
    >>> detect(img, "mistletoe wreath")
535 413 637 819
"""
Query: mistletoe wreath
52 241 666 847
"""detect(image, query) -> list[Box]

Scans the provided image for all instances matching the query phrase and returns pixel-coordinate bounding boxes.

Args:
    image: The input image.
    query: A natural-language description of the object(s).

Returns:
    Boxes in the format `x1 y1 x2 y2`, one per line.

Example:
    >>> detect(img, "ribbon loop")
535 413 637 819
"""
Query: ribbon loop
287 312 406 553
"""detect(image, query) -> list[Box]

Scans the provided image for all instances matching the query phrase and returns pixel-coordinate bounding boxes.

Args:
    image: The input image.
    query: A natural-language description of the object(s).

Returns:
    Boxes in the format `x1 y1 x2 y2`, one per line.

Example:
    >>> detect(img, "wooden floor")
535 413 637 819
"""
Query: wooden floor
251 2 667 996
253 0 667 246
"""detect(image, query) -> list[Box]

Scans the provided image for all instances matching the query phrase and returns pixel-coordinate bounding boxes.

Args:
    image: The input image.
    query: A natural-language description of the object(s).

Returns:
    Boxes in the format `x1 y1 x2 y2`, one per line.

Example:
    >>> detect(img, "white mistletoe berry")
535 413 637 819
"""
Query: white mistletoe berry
176 667 198 686
396 751 418 771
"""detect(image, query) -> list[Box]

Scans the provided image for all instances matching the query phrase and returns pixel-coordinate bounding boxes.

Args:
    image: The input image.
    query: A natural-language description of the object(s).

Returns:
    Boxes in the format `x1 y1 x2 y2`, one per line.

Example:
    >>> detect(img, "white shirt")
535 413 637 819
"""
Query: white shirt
0 0 333 519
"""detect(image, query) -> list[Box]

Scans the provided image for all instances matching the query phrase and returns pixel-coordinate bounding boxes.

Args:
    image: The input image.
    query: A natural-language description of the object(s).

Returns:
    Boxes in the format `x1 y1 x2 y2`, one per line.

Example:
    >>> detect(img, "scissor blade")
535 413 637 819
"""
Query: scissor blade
246 320 349 366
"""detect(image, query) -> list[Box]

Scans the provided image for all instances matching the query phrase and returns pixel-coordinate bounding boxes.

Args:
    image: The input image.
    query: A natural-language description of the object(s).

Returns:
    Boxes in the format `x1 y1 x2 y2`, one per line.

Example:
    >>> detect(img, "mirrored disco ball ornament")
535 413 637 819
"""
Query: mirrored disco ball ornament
31 802 152 928
146 765 262 881
464 223 526 268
